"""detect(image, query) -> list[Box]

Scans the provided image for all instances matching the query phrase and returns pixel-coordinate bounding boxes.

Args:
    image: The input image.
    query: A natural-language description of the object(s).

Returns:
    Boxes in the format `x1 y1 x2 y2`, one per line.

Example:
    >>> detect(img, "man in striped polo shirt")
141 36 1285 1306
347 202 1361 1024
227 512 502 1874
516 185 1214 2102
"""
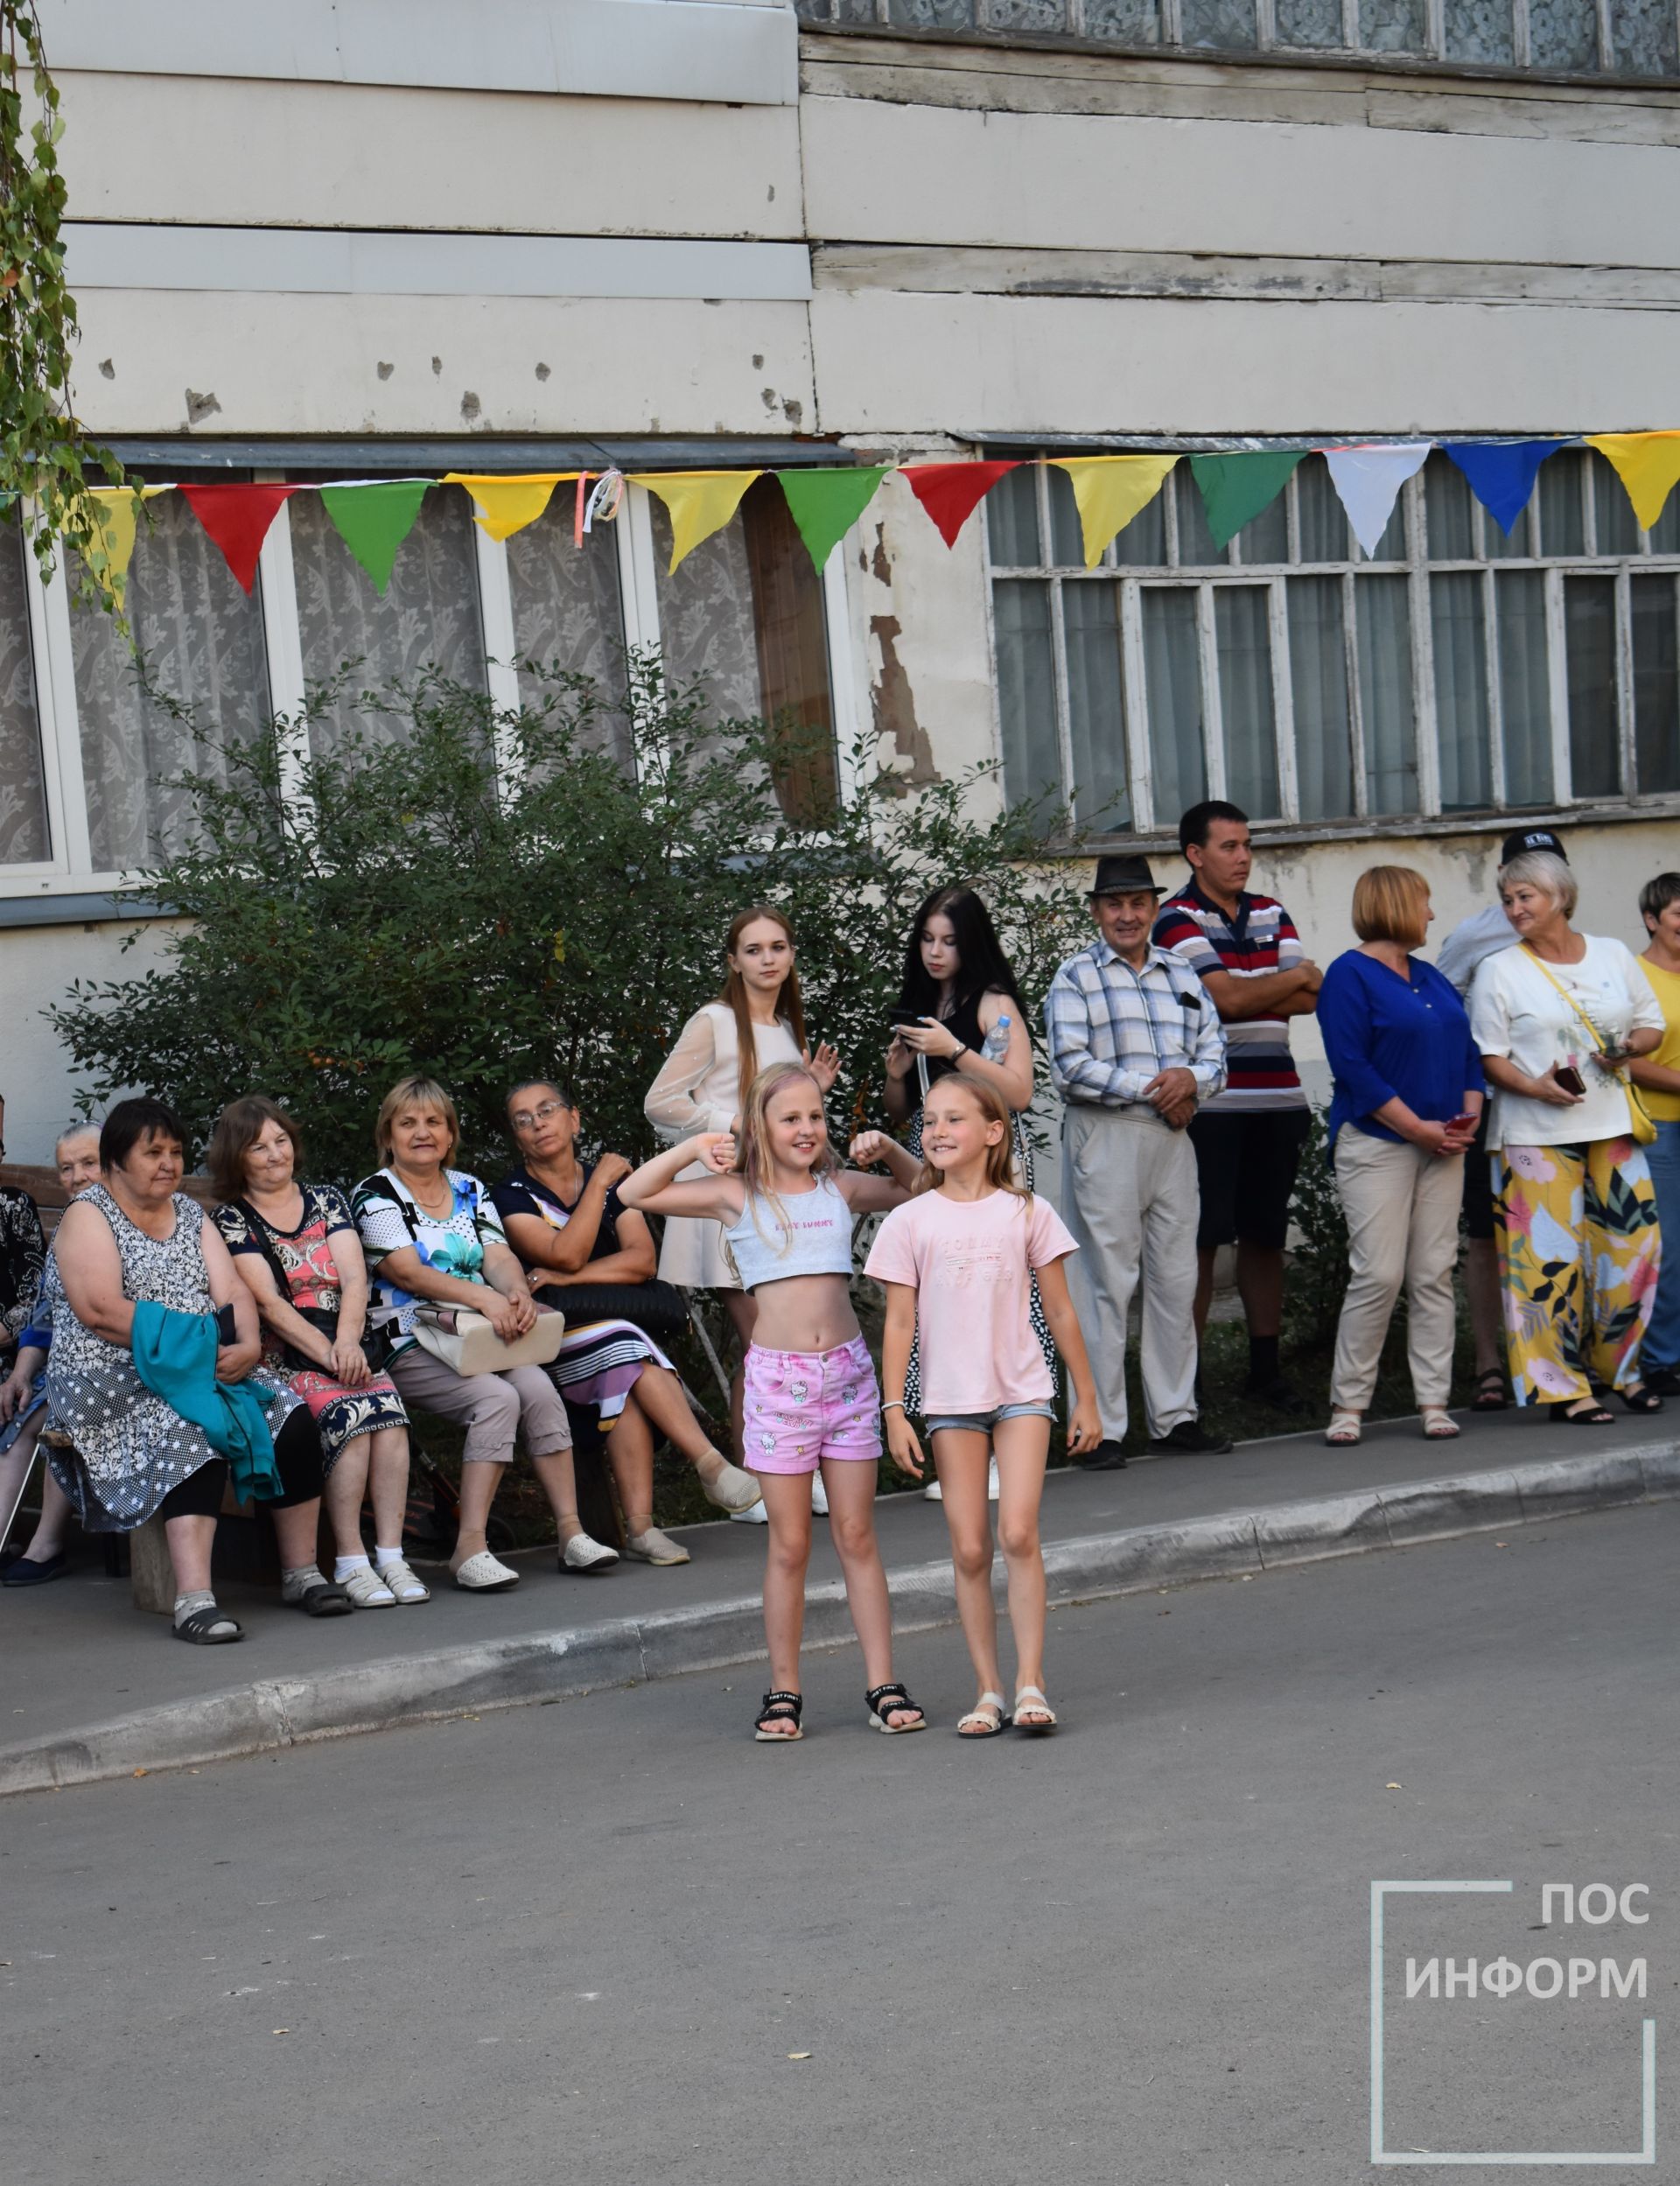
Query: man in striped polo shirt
1153 801 1321 1411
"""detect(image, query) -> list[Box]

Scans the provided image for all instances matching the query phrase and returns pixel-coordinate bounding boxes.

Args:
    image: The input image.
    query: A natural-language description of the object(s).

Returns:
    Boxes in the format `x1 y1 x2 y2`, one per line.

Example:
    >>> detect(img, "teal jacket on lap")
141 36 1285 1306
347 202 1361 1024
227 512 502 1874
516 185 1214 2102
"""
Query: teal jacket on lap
130 1300 282 1503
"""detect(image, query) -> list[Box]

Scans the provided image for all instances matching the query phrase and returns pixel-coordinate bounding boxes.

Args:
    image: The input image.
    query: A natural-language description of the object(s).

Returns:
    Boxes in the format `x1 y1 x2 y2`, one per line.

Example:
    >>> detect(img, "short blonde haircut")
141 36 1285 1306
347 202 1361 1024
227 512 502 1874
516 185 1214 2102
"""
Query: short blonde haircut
374 1074 460 1165
1498 849 1578 920
1352 865 1431 949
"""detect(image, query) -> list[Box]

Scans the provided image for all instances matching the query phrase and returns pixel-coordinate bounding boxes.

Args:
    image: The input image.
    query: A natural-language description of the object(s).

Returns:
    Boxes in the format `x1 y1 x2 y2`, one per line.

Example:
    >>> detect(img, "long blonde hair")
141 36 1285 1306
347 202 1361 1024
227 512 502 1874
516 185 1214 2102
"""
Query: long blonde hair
718 905 808 1123
914 1075 1028 1202
732 1060 836 1255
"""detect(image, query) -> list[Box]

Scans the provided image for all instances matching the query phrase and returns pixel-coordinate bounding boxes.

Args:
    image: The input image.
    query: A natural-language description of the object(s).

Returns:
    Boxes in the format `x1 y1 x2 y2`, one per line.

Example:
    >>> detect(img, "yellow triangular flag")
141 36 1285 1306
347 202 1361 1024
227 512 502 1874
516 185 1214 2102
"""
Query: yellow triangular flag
87 484 169 600
632 471 761 571
1585 433 1680 533
1051 456 1179 568
443 473 574 543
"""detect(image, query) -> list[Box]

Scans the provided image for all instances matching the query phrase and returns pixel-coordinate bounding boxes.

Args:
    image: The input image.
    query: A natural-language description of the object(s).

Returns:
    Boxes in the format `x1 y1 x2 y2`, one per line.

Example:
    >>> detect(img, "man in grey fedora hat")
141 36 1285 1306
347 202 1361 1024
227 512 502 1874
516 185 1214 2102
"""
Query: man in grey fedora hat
1044 852 1231 1468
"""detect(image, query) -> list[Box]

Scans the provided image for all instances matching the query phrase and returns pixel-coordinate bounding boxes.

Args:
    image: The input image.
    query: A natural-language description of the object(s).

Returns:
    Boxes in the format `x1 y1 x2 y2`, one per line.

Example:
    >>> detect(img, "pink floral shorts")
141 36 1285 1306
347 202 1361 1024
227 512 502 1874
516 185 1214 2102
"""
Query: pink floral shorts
742 1334 883 1474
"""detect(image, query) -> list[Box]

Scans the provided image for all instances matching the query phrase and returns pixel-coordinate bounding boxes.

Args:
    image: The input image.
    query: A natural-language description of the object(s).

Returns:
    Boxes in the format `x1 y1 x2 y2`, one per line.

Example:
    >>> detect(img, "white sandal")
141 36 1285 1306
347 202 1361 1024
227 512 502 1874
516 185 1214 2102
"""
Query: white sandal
956 1692 1008 1739
452 1549 519 1592
1420 1406 1460 1439
1012 1685 1058 1734
560 1531 619 1573
1324 1411 1362 1446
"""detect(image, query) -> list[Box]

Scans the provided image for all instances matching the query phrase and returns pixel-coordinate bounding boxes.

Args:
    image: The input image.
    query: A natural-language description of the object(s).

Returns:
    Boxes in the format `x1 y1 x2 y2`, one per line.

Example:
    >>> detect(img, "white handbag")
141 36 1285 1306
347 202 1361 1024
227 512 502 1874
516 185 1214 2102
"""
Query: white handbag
411 1303 566 1377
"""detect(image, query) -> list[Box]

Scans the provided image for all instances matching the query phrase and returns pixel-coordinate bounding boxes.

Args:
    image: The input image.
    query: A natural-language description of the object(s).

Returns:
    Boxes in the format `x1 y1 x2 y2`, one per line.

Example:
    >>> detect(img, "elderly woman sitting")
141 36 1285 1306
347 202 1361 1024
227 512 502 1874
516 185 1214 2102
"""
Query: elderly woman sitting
491 1077 761 1567
47 1098 349 1642
1468 850 1666 1421
0 1122 100 1585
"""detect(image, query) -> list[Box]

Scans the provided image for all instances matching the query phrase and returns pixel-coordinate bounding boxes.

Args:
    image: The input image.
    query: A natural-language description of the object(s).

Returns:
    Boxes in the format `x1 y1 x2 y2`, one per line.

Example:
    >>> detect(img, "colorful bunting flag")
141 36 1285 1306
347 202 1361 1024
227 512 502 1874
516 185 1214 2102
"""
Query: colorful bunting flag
176 482 298 594
319 480 431 593
900 461 1020 549
1322 443 1431 557
1052 455 1179 567
1190 452 1301 551
776 466 891 572
632 470 762 572
86 485 170 600
443 473 572 543
1585 432 1680 533
1442 441 1564 536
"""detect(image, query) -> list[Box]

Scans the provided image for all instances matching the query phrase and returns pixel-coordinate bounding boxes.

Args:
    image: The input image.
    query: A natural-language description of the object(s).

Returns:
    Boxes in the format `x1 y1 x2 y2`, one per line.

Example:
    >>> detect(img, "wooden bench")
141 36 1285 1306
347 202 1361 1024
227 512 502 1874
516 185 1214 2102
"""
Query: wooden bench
0 1162 218 1239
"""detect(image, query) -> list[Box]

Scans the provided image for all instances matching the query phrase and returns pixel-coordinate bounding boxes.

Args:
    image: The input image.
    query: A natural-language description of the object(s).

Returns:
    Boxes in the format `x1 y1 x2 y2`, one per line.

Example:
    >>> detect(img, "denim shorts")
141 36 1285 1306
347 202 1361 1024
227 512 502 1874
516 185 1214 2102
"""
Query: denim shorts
923 1401 1055 1434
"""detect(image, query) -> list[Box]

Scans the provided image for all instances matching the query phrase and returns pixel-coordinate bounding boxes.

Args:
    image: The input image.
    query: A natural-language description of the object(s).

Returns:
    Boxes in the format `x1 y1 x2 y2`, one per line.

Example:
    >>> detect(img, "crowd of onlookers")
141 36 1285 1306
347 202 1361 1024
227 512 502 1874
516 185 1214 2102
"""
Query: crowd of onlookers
4 805 1679 1658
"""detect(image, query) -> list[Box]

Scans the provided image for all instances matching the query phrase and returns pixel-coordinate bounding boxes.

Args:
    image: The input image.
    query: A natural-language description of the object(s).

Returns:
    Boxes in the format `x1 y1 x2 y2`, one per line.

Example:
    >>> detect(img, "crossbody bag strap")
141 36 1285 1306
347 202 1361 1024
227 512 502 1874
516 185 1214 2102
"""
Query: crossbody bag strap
1521 945 1607 1054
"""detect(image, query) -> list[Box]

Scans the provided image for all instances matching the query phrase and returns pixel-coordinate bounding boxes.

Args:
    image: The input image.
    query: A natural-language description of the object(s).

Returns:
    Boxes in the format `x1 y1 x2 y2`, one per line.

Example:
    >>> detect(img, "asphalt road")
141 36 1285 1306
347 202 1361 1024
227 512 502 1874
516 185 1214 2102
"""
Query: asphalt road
4 1502 1676 2186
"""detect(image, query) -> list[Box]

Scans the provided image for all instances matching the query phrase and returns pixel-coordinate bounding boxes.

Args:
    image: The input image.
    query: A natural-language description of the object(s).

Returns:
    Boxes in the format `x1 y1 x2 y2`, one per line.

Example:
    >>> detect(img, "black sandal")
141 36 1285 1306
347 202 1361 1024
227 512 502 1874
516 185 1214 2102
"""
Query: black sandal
1470 1369 1508 1412
1550 1400 1615 1426
173 1605 244 1644
754 1690 803 1742
865 1681 926 1734
1617 1384 1664 1413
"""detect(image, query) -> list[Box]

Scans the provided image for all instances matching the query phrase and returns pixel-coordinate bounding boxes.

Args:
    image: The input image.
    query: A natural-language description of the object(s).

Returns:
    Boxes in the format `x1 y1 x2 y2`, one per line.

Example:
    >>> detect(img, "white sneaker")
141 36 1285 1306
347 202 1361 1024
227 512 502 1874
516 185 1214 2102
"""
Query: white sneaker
988 1457 1000 1503
340 1564 396 1608
729 1501 769 1524
374 1555 430 1603
559 1531 619 1573
810 1475 830 1517
452 1549 519 1592
923 1477 943 1502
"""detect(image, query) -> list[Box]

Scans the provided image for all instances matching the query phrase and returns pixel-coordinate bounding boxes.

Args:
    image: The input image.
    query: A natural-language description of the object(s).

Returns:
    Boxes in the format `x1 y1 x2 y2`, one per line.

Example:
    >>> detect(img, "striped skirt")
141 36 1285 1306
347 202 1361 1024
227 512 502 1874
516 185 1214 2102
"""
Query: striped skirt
542 1318 673 1426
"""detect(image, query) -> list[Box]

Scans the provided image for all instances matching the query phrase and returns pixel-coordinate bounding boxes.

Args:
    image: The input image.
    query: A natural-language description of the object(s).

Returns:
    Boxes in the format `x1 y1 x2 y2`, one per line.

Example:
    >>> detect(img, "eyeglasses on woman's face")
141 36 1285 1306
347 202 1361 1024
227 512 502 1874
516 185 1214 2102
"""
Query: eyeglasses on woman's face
511 1100 567 1132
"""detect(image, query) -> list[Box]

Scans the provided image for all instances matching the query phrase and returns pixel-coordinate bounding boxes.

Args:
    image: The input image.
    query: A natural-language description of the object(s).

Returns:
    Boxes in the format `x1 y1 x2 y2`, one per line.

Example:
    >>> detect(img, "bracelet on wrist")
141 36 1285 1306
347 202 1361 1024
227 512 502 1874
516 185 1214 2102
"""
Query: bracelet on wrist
880 1398 906 1414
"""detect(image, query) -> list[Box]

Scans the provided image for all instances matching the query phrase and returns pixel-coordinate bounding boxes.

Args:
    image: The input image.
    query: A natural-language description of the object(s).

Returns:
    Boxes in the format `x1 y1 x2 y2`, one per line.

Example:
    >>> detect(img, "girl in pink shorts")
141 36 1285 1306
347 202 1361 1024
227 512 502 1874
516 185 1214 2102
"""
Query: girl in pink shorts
620 1061 925 1742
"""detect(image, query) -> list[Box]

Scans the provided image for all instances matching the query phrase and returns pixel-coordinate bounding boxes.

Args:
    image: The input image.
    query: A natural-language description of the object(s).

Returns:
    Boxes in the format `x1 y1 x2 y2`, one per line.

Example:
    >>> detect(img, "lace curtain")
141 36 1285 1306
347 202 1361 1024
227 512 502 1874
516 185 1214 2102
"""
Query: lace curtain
290 486 485 756
506 501 629 765
69 490 271 873
0 515 50 864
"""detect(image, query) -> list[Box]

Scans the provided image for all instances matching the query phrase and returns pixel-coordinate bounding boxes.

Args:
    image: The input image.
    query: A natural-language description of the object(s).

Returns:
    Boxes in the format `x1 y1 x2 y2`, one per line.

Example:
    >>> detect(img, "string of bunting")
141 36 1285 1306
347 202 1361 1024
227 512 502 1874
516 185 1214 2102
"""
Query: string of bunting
76 431 1680 603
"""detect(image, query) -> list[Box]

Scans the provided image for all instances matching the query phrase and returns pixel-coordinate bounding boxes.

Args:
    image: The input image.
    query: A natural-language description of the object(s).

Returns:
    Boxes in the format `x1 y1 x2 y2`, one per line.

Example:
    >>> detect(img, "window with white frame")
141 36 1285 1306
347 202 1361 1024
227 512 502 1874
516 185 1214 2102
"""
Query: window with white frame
0 466 850 899
987 448 1680 837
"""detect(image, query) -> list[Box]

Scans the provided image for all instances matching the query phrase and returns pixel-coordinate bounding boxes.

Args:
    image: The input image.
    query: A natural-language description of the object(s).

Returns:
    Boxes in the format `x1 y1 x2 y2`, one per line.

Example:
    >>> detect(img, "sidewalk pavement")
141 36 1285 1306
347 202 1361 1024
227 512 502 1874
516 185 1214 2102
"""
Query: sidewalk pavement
4 1403 1676 1797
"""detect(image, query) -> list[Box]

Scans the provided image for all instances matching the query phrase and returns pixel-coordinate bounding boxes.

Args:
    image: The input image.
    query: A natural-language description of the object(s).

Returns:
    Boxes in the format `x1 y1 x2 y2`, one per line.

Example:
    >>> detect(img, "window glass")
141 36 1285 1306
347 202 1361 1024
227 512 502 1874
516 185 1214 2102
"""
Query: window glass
0 513 50 863
1275 0 1343 41
1497 571 1552 805
1430 572 1493 809
1287 576 1354 818
1357 576 1418 814
1296 460 1349 563
1538 451 1586 557
1046 465 1086 569
70 487 272 872
1446 0 1515 61
1112 486 1167 569
1592 454 1642 558
1214 587 1279 816
290 484 485 757
886 0 977 23
1181 0 1258 46
1141 589 1207 816
1236 481 1290 567
1564 574 1620 797
1175 470 1228 568
992 580 1060 812
1359 0 1428 50
986 466 1041 569
1632 575 1680 793
1529 0 1600 64
1061 584 1131 830
1086 0 1164 35
1482 505 1534 560
1648 492 1680 556
1425 455 1475 563
1609 0 1679 73
652 480 837 825
507 501 628 762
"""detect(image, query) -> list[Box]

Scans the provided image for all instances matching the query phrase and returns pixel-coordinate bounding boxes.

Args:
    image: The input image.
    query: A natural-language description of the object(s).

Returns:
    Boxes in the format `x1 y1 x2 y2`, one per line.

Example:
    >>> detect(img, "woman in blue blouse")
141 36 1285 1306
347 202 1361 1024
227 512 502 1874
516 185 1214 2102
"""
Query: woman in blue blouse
1319 866 1484 1447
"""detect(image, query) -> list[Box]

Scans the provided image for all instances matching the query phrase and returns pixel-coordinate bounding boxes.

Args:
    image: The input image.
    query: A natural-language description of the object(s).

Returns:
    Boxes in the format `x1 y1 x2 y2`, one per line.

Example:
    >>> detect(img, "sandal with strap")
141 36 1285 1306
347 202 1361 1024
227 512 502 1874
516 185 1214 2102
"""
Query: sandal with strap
173 1605 243 1645
1617 1384 1665 1414
1012 1685 1058 1734
1420 1407 1460 1440
956 1692 1008 1739
1324 1411 1362 1447
1470 1368 1508 1412
1551 1399 1615 1426
865 1681 926 1734
754 1690 804 1742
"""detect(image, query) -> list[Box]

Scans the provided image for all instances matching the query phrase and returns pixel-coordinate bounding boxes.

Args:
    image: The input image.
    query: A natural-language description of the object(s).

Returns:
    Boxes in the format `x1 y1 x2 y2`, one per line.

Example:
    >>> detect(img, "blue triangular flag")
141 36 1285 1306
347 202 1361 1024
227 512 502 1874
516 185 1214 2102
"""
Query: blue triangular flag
1443 440 1566 536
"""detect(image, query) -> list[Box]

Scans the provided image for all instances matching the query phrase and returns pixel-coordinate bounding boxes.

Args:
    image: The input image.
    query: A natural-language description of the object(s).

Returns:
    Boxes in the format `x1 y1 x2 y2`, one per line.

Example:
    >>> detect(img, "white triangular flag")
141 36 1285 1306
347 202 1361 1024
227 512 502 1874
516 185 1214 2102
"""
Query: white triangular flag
1322 443 1432 556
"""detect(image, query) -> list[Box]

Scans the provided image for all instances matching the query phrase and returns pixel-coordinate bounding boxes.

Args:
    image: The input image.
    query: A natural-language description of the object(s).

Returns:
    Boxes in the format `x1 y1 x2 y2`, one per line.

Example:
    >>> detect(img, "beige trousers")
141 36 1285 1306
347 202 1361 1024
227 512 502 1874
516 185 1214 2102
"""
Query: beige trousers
1059 1104 1200 1443
388 1347 571 1464
1330 1125 1464 1413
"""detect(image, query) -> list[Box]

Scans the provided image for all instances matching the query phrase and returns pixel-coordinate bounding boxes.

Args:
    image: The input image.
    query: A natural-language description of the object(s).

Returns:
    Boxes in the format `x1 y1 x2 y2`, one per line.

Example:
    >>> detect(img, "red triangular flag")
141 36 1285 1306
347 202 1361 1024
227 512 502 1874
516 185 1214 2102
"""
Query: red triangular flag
900 460 1021 549
177 482 298 594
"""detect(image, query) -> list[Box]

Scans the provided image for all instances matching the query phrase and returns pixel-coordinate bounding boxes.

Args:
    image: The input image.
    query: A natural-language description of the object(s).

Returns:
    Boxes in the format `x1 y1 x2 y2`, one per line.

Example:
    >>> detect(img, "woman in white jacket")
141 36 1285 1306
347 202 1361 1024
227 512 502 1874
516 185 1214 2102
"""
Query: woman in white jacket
644 906 838 1487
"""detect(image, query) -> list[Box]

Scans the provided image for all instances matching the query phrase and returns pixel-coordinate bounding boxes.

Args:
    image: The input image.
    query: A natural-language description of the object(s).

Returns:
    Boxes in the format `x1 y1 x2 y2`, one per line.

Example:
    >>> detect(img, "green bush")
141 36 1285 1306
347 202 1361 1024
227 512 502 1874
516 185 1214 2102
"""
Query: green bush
1283 1107 1351 1351
51 654 1095 1182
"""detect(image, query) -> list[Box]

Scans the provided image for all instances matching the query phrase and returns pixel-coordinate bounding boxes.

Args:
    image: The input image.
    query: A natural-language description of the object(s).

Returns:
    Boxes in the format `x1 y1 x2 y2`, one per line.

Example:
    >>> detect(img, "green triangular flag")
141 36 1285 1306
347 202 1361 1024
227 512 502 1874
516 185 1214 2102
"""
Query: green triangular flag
319 479 430 593
1190 452 1302 551
776 466 890 571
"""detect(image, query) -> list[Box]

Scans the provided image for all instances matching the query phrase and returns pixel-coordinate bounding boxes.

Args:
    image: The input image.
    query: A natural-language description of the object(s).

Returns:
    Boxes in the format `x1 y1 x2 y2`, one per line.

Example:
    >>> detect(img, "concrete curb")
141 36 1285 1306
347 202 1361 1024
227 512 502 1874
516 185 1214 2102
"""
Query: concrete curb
4 1440 1675 1797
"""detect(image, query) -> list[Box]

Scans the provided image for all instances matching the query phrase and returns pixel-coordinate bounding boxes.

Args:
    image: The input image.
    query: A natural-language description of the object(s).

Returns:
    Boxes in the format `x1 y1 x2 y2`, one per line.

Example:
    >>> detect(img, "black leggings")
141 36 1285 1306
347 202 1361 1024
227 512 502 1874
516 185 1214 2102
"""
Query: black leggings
157 1408 326 1521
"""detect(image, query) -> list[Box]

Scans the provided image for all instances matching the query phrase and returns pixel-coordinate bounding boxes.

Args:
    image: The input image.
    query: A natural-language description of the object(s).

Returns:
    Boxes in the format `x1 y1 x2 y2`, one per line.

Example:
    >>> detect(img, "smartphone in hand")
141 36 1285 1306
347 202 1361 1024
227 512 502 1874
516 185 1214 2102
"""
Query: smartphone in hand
1554 1065 1587 1097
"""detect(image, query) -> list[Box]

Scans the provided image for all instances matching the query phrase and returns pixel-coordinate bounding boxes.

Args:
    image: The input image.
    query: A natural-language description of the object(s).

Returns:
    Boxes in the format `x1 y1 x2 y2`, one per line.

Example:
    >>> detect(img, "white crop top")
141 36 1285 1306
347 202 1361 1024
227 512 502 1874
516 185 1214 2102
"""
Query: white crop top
724 1178 855 1291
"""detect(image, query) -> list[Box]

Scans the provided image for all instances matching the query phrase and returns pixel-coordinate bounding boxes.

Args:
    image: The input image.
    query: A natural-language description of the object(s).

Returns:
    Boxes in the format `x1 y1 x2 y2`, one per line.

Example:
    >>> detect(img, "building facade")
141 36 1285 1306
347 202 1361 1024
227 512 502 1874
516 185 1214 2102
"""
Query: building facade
4 0 1678 1153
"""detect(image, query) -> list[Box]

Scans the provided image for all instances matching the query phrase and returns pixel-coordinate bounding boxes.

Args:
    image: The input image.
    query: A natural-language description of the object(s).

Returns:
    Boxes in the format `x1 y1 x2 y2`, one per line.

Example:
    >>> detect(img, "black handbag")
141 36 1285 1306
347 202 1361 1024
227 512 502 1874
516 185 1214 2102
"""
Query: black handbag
531 1277 690 1343
235 1198 397 1377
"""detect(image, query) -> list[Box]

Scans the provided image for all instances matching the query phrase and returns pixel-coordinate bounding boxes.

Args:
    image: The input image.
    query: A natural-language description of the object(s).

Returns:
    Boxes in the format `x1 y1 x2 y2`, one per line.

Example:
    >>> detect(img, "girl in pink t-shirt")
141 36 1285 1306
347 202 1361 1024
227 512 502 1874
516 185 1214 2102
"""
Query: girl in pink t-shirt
865 1077 1100 1737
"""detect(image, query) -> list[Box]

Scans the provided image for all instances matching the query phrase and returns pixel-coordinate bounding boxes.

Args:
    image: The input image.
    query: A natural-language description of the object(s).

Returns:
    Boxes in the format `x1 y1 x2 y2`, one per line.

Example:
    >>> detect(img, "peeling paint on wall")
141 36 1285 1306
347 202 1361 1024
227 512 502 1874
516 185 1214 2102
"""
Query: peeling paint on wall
870 613 937 786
